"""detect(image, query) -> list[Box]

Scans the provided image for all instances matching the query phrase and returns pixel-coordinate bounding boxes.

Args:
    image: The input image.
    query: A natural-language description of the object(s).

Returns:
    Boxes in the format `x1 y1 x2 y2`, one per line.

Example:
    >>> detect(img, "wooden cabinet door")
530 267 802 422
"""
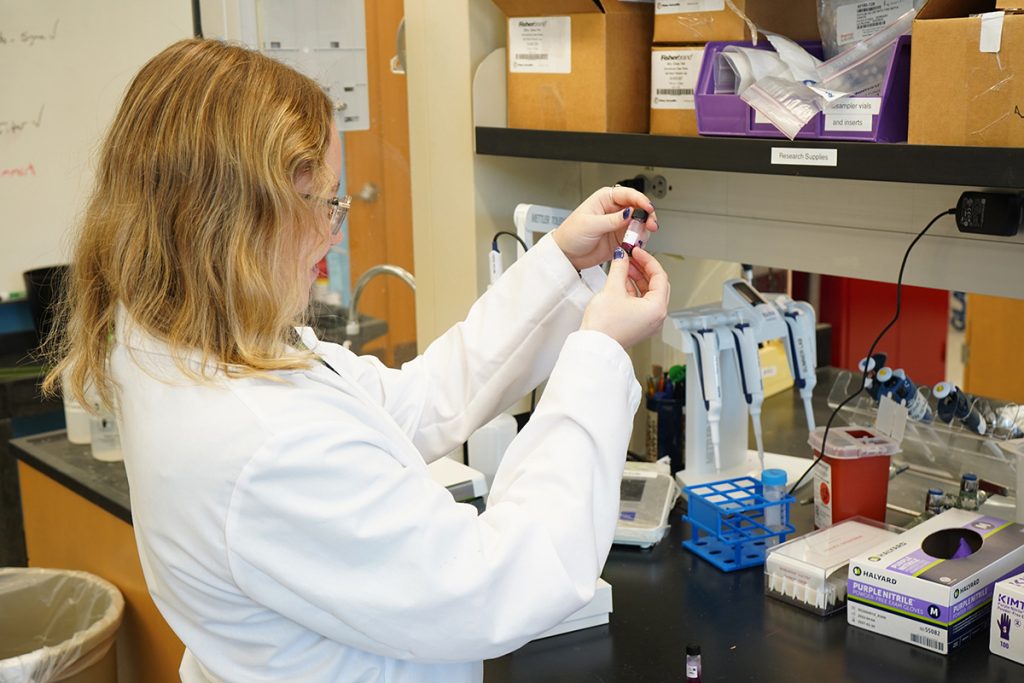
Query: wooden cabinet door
344 0 416 367
964 294 1024 403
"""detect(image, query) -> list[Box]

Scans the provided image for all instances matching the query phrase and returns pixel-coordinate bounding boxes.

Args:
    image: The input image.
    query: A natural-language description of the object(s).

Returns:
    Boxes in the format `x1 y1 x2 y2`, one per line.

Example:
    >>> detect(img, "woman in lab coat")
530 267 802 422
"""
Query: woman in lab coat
46 39 669 682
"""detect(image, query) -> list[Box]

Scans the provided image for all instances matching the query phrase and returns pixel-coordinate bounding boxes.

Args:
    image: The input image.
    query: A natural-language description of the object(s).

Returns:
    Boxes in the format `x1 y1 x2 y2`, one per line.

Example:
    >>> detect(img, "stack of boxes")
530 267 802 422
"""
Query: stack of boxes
649 0 819 136
494 0 1024 148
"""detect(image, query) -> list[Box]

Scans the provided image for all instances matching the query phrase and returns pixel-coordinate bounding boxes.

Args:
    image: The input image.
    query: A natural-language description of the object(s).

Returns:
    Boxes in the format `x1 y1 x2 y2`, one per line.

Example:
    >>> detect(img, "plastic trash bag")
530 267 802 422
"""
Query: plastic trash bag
0 568 124 683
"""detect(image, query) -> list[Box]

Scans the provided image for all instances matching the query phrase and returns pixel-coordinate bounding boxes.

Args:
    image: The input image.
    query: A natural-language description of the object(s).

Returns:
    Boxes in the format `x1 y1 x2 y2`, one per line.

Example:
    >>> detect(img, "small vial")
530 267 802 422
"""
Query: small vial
762 468 787 546
685 644 702 682
620 208 649 254
959 473 979 511
925 488 945 517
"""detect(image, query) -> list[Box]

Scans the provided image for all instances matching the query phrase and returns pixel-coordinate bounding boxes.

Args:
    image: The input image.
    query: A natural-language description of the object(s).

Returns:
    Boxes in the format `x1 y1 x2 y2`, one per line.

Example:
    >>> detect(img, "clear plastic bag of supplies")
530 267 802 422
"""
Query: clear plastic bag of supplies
742 77 823 140
0 568 124 683
817 0 924 59
814 7 918 101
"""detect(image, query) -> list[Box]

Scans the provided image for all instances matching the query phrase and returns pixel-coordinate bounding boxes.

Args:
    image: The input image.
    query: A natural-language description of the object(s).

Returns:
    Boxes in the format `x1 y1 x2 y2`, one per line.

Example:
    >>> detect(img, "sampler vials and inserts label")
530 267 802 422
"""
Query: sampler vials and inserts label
508 17 571 74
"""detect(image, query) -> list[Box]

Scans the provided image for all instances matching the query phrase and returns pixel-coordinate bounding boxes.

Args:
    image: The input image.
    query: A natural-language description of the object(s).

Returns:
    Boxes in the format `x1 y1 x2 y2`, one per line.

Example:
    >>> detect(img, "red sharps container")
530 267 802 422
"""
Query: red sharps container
808 426 900 528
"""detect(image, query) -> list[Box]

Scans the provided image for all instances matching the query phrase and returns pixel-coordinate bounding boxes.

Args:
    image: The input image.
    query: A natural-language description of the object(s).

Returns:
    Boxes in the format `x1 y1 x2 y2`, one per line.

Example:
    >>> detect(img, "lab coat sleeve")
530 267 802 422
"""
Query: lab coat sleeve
224 330 639 662
318 233 607 462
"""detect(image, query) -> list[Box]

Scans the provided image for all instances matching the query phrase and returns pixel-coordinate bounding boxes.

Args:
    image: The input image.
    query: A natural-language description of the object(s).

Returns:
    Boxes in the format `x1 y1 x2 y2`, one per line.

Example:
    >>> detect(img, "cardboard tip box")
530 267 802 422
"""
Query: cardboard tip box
909 0 1024 146
650 45 705 137
653 0 820 44
495 0 653 133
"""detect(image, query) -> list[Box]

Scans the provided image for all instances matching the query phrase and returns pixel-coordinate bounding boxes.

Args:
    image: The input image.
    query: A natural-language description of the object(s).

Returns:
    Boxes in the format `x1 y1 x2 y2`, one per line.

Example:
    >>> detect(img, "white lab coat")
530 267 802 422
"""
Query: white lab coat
111 234 641 682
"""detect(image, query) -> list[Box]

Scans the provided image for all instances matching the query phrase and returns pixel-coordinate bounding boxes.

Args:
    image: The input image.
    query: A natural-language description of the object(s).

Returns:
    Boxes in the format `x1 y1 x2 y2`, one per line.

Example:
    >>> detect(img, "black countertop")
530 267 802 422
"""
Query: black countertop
9 369 1024 680
10 430 131 524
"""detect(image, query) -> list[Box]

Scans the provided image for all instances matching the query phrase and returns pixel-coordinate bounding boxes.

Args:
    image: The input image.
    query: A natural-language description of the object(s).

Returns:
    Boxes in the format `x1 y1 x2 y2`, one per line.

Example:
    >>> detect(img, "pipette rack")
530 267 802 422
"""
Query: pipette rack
827 371 1022 497
682 476 795 572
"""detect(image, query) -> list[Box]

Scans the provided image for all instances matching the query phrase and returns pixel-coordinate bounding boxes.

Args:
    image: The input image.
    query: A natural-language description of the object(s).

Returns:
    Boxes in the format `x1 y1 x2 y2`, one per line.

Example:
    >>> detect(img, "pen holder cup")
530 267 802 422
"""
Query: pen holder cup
646 396 684 473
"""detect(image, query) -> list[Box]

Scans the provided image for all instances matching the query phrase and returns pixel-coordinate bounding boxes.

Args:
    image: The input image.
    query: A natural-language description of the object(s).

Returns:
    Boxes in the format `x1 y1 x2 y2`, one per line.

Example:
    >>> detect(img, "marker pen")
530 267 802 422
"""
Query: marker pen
621 208 649 255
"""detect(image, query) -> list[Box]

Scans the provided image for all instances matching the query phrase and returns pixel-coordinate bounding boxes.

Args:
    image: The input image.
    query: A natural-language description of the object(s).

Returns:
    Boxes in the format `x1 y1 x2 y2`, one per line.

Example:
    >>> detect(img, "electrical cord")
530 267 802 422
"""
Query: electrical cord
787 207 955 496
490 230 536 411
491 231 529 253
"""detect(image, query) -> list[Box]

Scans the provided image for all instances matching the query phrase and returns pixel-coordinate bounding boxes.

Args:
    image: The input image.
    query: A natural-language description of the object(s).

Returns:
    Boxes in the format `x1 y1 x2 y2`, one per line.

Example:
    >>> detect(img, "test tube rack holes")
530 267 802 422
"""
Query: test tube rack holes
682 477 795 573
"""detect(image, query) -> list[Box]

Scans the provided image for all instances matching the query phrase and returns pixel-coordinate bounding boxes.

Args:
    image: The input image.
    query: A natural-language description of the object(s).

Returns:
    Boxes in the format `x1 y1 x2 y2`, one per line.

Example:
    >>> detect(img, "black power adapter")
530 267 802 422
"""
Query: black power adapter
955 191 1024 236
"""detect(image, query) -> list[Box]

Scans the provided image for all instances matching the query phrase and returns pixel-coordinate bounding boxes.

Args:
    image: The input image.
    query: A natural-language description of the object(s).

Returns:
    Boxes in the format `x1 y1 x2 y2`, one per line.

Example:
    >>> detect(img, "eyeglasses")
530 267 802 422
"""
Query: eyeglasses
303 194 351 236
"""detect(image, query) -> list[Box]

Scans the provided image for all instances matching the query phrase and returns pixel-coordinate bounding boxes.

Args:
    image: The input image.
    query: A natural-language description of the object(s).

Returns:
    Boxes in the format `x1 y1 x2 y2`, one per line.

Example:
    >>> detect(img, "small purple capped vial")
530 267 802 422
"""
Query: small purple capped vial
621 208 649 255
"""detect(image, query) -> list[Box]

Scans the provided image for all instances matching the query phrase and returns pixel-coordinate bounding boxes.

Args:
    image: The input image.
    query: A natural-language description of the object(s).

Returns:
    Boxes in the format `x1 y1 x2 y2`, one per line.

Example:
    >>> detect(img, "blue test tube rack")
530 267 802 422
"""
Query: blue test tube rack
682 476 795 572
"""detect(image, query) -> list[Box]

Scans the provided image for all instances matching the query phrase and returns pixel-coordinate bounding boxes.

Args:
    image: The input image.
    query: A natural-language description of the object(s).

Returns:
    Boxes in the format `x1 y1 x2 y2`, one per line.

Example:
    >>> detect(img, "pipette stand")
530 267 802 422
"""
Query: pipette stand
664 281 818 496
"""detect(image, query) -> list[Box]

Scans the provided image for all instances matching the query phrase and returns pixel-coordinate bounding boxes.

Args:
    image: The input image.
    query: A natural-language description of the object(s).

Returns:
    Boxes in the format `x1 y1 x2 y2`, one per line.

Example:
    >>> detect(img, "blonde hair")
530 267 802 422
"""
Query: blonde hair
43 38 336 408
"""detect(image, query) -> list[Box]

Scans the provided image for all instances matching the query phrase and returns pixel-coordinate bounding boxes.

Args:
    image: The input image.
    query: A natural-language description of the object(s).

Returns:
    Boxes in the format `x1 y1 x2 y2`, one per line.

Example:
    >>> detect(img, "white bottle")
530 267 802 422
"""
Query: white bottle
61 369 92 445
762 468 788 546
90 401 123 462
467 413 518 490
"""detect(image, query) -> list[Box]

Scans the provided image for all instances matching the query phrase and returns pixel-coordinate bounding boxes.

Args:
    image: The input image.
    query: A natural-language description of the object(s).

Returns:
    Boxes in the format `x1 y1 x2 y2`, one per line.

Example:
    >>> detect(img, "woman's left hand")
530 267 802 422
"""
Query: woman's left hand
552 186 658 272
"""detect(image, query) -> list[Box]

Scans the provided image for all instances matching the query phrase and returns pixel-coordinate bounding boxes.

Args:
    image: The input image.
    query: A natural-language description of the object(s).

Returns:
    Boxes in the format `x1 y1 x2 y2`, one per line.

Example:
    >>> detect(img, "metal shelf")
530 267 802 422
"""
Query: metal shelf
475 127 1024 188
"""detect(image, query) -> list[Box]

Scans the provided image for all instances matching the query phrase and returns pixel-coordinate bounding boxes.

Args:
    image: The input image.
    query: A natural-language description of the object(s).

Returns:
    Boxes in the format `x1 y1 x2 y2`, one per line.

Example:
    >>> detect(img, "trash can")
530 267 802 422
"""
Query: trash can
0 568 124 683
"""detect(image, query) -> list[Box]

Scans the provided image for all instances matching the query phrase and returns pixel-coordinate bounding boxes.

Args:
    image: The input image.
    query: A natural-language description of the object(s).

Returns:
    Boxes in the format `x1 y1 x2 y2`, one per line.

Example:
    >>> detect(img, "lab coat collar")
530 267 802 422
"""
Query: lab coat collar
113 304 318 378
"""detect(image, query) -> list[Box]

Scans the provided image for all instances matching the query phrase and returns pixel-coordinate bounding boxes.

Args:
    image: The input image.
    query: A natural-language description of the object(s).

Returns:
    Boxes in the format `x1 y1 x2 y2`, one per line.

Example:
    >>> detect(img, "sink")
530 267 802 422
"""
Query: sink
306 301 388 352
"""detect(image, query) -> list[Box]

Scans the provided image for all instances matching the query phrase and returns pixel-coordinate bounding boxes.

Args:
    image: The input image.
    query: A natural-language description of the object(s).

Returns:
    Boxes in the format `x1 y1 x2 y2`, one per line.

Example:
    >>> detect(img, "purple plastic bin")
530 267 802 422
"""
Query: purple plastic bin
695 36 911 142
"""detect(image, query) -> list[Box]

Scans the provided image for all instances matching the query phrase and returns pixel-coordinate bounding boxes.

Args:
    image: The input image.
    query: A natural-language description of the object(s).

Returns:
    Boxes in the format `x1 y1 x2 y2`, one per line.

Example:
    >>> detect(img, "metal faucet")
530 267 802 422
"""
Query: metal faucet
345 264 416 339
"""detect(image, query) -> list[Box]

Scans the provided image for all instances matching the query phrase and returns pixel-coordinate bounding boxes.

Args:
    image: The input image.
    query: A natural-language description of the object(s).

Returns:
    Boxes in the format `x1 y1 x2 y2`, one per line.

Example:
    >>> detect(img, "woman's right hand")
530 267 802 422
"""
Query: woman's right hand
581 247 669 349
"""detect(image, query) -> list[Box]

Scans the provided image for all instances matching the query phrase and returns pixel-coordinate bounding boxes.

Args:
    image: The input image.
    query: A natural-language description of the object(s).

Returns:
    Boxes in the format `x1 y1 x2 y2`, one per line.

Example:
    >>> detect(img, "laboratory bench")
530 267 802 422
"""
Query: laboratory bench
486 372 1024 682
8 368 1024 682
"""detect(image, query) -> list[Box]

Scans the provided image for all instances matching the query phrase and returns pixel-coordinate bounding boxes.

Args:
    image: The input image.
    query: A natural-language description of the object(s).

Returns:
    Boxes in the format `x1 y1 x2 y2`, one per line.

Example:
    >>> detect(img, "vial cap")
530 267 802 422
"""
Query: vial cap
962 472 978 481
631 208 649 223
686 644 701 656
761 468 787 487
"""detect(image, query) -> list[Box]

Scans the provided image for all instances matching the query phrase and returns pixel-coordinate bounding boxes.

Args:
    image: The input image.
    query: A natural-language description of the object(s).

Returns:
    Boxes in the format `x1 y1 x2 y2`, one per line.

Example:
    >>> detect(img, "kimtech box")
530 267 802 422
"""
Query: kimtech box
495 0 653 133
990 571 1024 665
847 509 1024 654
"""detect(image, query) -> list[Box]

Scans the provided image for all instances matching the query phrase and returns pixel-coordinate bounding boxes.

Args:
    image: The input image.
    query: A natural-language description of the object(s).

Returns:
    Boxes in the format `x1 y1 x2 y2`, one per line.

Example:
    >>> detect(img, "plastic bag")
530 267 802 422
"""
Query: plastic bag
814 7 918 99
0 568 124 683
817 0 922 59
742 77 823 140
716 46 788 95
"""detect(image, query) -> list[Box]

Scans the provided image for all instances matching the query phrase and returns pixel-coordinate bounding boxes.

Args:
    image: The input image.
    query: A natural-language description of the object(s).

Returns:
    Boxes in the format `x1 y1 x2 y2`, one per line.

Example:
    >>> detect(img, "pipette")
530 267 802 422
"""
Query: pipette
933 381 986 435
780 300 817 433
690 326 723 471
732 322 766 471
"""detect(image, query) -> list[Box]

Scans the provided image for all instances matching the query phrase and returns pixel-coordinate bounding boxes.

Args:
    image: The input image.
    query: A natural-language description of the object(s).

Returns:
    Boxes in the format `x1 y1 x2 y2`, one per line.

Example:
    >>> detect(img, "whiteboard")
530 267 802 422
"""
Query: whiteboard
0 0 193 293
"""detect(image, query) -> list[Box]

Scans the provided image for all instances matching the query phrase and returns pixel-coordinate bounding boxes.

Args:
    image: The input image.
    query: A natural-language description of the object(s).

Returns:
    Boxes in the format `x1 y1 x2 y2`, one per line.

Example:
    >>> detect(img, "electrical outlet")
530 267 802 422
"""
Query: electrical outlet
649 174 668 199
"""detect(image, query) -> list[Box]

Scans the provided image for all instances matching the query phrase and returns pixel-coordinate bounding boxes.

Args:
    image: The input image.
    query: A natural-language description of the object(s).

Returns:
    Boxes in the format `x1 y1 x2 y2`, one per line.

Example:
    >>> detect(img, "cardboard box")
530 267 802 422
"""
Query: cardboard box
847 509 1024 654
653 0 820 44
908 0 1024 146
495 0 653 133
990 571 1024 665
650 45 705 136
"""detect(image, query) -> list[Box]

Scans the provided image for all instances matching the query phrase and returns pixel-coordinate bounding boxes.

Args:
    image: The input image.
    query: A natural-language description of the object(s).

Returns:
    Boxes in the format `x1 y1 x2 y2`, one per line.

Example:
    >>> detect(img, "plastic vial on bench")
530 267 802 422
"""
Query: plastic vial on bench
90 403 123 462
762 468 787 545
685 644 702 682
925 488 945 516
960 473 979 511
